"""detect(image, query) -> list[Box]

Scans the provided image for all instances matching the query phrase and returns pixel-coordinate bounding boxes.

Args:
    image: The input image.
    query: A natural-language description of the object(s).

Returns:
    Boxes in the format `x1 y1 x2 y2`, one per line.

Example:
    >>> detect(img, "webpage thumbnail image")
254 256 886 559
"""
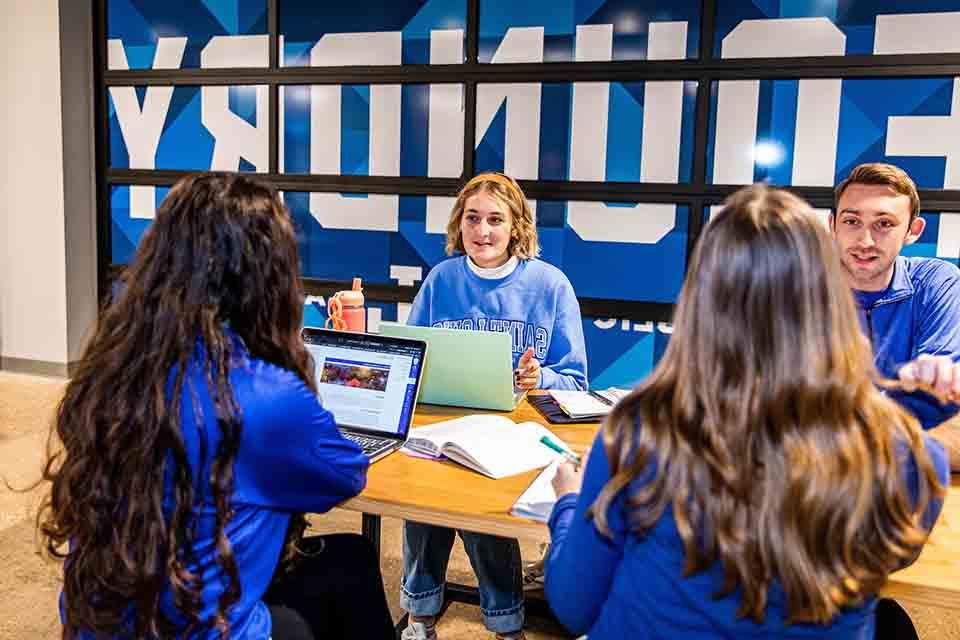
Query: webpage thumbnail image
320 360 389 391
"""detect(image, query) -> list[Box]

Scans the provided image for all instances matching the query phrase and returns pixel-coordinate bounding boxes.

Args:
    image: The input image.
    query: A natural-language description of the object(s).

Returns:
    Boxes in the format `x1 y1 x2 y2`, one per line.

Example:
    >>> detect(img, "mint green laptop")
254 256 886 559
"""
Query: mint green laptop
378 322 526 411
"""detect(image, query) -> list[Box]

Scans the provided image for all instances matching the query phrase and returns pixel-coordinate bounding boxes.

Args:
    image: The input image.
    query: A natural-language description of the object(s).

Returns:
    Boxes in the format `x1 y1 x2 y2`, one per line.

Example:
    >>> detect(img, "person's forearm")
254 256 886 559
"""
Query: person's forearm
929 421 960 472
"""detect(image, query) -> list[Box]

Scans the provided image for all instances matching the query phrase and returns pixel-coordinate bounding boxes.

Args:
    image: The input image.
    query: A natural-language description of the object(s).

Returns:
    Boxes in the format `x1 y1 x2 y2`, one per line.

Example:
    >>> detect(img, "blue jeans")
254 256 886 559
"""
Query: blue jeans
401 521 524 634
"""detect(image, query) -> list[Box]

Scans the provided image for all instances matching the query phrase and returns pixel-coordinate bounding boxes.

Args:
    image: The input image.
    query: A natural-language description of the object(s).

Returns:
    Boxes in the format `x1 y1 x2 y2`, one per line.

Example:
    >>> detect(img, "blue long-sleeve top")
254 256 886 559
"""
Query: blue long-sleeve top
854 256 960 429
407 256 588 390
65 338 368 638
545 430 949 639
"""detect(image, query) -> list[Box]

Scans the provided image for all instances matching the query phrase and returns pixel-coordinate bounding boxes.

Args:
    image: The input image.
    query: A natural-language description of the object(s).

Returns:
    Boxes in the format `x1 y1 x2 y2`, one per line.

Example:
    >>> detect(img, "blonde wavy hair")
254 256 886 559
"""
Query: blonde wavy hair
445 172 540 259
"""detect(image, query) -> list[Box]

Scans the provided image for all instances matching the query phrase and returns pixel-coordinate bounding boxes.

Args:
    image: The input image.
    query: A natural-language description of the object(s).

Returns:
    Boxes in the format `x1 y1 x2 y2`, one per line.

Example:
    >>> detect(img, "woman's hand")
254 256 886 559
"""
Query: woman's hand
551 448 589 498
514 347 541 390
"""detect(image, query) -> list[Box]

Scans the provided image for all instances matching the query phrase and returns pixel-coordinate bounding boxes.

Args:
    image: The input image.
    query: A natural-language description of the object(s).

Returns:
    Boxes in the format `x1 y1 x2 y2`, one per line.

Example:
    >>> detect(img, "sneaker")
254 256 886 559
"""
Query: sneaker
401 620 438 640
521 561 544 593
522 542 548 593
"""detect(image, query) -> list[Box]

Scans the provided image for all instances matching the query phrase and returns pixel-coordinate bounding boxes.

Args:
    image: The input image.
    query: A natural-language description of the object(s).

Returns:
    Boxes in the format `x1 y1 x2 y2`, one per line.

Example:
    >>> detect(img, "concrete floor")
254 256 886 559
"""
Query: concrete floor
1 370 956 639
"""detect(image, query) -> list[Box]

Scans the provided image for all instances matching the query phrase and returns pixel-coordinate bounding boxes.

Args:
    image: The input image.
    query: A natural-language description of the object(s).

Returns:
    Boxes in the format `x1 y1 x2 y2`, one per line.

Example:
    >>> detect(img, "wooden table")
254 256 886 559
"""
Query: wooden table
883 472 960 609
343 393 598 545
341 393 960 615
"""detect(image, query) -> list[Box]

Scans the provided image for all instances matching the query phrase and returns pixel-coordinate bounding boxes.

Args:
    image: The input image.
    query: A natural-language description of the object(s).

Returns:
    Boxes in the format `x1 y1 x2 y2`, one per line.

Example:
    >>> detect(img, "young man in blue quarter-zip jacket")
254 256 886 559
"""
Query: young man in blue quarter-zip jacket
832 163 960 469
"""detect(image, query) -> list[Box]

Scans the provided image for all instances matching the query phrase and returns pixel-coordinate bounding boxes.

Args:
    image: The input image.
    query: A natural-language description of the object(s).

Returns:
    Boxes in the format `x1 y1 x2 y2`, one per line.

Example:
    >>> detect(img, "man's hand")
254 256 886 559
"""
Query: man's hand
899 354 960 472
898 354 960 403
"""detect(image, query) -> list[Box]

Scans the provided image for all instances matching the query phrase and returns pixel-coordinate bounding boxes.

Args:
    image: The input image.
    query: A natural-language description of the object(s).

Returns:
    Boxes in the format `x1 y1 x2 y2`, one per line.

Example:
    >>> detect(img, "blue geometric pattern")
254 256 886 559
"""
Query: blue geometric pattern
478 0 701 62
707 77 956 188
901 211 960 266
108 85 265 170
476 81 697 182
283 84 441 176
109 185 170 264
714 0 960 57
280 0 466 66
108 0 267 68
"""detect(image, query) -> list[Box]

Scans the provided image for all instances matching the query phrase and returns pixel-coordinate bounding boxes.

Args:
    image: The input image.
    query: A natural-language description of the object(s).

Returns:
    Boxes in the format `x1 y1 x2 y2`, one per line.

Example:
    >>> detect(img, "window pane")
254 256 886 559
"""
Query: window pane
282 84 464 177
280 0 467 66
707 77 958 189
479 0 701 62
476 81 697 183
107 0 268 70
714 1 960 58
108 85 268 173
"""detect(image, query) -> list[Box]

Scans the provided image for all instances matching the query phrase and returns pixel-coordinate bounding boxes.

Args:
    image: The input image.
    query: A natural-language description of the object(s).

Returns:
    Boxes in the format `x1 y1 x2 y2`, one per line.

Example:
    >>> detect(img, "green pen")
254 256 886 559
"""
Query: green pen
539 435 582 466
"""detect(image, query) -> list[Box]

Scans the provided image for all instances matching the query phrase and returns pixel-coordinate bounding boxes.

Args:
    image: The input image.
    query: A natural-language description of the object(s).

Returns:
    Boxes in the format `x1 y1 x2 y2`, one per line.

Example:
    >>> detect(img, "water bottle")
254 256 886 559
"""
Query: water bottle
326 277 366 333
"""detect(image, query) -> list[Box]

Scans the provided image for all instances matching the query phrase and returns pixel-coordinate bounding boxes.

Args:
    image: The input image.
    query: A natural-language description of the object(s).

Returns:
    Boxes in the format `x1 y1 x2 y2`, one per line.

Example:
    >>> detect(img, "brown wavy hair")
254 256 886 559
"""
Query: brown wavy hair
445 172 540 259
38 174 315 638
591 185 944 624
834 162 920 221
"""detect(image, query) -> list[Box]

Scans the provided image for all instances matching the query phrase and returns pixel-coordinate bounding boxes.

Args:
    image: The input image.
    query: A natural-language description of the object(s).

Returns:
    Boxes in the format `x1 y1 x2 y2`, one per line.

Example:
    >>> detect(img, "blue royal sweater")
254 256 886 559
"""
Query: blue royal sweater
853 256 960 429
545 430 949 639
407 256 588 390
63 338 368 639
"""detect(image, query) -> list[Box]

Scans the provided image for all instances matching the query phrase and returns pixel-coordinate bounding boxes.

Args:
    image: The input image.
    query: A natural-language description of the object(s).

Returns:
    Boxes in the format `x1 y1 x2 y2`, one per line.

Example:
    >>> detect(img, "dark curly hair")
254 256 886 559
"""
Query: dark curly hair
38 173 315 637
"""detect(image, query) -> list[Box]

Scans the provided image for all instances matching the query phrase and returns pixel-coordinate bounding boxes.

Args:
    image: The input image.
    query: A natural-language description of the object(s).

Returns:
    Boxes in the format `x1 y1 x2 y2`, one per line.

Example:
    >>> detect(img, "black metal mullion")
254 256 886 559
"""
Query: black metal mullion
94 0 111 302
684 0 717 273
105 168 960 210
102 51 960 87
267 0 279 174
461 0 479 180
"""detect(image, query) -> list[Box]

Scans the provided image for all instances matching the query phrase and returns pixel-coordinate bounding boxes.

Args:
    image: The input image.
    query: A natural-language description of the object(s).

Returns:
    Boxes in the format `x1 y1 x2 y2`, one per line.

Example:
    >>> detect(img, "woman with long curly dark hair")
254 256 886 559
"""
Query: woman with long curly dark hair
38 174 395 639
543 185 949 639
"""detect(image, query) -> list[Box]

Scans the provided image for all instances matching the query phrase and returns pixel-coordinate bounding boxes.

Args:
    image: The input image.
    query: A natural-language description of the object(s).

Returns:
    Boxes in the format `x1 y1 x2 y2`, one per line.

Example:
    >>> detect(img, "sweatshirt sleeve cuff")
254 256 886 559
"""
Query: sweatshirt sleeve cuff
548 492 580 531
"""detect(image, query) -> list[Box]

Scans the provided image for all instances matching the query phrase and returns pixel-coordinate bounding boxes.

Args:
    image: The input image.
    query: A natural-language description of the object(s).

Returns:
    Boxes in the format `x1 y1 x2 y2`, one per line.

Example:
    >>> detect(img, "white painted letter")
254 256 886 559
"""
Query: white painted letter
567 22 686 243
108 37 186 218
309 33 402 231
713 19 844 186
201 35 269 172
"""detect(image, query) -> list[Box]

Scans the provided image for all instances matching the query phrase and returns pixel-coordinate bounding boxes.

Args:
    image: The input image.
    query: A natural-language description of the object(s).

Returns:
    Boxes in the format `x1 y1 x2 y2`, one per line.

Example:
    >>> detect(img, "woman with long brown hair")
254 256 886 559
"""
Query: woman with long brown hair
543 185 949 638
38 174 395 638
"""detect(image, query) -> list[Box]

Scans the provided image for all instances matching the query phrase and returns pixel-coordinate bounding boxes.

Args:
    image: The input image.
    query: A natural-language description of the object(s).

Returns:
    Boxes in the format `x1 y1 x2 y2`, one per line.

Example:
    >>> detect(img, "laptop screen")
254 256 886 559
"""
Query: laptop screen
302 328 425 437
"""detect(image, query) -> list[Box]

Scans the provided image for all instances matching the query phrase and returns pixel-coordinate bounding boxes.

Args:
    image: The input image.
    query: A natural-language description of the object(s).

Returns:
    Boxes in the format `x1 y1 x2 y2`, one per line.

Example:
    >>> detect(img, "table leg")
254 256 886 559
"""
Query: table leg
362 512 381 557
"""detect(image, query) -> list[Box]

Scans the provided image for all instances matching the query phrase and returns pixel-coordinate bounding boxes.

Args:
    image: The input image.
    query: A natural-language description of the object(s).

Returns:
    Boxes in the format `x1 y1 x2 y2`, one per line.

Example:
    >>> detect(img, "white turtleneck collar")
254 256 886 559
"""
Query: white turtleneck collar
466 255 520 279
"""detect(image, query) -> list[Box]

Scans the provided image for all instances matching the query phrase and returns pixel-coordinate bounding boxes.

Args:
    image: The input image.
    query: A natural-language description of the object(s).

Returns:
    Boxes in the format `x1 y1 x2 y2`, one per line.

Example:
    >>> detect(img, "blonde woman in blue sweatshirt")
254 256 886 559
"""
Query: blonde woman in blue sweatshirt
400 173 587 640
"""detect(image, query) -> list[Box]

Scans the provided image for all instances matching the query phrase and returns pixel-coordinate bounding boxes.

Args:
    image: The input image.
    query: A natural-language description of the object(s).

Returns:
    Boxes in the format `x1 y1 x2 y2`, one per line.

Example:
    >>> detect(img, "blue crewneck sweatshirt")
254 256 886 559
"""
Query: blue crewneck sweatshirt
545 430 949 639
407 256 588 390
64 339 368 638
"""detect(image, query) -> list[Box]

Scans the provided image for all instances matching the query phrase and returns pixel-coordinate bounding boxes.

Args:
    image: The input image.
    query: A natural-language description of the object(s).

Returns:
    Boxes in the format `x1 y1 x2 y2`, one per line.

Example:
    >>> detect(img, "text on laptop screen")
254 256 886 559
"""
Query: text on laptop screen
303 331 422 435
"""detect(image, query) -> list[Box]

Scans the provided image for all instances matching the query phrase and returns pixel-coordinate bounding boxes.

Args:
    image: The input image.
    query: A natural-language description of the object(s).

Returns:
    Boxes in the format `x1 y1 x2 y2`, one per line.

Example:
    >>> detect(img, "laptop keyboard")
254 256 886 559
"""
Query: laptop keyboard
341 431 395 458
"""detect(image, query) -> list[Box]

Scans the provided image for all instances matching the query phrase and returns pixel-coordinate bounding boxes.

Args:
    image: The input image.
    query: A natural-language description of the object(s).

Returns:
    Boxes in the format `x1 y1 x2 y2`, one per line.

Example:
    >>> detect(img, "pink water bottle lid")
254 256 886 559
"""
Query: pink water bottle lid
337 277 364 307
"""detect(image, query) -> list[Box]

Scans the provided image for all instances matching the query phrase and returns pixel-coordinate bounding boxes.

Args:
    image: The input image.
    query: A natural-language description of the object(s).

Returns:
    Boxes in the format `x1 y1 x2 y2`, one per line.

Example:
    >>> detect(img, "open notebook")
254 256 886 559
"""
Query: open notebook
403 415 573 479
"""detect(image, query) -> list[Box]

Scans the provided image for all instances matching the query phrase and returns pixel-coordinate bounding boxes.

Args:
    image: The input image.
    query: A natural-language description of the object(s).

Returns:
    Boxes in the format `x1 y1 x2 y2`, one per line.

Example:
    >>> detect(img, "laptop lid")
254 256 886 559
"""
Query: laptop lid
302 328 427 441
378 323 521 411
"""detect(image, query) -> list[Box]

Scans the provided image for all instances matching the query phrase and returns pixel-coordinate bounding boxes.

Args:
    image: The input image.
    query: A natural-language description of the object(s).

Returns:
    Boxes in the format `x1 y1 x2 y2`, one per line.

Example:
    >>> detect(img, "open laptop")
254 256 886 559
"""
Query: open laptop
302 327 427 462
378 322 526 411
